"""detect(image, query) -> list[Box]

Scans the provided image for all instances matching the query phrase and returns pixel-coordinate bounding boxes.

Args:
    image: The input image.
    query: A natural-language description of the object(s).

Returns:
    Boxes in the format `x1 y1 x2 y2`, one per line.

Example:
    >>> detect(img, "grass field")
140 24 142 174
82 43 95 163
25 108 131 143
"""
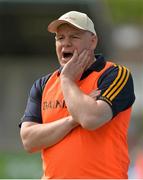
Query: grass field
0 151 42 179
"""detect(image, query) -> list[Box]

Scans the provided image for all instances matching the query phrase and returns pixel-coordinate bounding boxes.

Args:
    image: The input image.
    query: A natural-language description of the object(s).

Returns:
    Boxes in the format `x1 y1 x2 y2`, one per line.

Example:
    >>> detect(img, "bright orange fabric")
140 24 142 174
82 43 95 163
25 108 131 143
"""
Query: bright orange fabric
41 62 131 178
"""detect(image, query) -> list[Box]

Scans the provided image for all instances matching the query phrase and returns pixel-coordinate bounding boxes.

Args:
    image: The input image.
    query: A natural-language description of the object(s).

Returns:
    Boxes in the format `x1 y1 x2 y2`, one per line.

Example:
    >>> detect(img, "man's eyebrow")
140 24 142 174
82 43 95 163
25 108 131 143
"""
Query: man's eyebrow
55 34 63 37
72 33 81 36
72 32 84 35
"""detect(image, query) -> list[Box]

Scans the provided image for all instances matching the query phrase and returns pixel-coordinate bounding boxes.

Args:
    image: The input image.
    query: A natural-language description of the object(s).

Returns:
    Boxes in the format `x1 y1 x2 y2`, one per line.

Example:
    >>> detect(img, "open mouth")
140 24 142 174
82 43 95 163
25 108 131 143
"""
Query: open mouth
62 52 73 59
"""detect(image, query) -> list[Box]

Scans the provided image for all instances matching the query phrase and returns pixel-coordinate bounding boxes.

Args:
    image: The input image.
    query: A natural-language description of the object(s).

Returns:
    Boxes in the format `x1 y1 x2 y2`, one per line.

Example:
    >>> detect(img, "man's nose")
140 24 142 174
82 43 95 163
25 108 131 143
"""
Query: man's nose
62 38 72 47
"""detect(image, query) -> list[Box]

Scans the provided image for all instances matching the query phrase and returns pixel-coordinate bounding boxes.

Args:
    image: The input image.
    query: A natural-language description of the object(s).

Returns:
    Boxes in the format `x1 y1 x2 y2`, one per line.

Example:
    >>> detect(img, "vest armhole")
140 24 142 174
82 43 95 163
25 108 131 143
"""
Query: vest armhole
41 73 52 92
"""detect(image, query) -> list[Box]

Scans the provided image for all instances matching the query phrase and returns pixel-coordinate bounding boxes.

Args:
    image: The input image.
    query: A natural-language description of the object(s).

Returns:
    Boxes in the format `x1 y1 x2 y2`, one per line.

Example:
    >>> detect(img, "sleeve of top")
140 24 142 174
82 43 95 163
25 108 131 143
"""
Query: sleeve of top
19 74 51 127
97 64 135 117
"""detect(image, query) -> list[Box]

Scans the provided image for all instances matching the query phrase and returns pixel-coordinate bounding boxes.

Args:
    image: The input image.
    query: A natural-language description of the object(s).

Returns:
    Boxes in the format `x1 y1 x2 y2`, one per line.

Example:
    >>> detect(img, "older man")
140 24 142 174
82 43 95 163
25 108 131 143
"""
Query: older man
20 11 135 178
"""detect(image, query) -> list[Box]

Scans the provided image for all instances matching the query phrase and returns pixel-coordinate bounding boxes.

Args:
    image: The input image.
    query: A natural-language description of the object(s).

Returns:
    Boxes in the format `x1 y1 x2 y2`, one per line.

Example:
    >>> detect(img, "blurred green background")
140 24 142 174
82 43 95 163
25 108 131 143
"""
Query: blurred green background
0 0 143 178
107 0 143 24
0 151 42 178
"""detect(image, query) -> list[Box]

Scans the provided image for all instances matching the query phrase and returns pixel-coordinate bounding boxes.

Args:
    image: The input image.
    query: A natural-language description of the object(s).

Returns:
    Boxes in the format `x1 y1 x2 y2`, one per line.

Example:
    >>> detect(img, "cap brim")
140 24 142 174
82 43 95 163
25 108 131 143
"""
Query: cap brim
47 19 86 33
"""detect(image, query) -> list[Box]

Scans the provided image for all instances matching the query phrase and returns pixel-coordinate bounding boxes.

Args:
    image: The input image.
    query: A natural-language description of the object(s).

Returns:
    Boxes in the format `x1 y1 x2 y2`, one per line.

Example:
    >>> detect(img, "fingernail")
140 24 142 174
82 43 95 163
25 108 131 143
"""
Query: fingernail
75 49 78 54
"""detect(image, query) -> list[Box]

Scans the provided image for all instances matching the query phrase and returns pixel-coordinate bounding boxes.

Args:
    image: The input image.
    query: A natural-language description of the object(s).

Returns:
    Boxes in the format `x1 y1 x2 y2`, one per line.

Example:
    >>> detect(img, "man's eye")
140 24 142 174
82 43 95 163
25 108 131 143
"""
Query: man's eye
72 36 79 39
56 37 63 41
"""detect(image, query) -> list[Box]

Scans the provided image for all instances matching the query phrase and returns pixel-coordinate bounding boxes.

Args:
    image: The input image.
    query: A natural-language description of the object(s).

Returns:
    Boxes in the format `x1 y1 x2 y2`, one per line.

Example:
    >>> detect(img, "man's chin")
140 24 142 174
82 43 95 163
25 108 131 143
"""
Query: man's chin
59 61 66 67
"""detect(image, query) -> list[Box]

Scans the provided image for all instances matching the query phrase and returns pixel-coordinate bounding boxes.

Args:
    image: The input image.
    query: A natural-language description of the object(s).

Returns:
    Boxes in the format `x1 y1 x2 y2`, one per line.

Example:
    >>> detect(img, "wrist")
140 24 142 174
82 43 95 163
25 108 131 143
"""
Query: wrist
60 74 72 81
60 75 74 86
67 116 79 128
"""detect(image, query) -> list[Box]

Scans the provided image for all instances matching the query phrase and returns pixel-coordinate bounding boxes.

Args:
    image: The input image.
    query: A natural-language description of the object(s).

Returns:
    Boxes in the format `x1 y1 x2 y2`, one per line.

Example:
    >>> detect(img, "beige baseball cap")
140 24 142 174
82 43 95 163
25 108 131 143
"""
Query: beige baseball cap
48 11 96 35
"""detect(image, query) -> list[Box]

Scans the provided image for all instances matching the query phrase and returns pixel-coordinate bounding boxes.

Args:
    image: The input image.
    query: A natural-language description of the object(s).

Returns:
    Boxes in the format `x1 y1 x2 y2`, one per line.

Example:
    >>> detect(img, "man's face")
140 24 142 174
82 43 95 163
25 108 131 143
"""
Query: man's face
55 24 97 66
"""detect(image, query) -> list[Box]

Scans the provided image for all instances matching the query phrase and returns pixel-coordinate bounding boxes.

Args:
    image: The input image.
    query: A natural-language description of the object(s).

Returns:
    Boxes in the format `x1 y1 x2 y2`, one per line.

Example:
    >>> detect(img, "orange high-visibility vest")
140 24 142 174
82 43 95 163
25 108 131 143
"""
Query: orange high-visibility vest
41 61 131 178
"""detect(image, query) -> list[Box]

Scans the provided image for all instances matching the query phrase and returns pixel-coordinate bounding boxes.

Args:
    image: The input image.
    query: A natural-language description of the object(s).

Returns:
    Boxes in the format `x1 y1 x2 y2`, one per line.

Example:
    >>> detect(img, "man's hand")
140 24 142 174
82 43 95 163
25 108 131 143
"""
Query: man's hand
61 49 91 81
89 89 101 100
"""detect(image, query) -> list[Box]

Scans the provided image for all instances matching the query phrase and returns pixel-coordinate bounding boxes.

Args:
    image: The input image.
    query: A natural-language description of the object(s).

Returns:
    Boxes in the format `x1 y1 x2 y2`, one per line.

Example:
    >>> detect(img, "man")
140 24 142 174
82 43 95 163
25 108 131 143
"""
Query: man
20 11 135 178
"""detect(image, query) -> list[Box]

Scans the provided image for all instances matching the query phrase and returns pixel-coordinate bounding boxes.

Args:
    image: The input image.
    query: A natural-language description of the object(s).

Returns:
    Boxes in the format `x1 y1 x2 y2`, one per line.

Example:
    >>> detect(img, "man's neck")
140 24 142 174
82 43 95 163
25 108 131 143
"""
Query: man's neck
85 57 96 70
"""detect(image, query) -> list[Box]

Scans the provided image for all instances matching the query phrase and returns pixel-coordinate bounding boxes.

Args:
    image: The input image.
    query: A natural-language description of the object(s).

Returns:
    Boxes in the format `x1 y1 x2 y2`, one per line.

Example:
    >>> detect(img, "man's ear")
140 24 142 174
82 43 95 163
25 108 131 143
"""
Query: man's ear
91 35 98 50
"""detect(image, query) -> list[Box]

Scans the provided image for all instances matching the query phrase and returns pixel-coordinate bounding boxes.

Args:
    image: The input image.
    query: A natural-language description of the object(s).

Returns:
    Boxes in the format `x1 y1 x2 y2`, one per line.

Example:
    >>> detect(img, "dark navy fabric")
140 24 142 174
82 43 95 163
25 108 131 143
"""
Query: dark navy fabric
97 65 135 116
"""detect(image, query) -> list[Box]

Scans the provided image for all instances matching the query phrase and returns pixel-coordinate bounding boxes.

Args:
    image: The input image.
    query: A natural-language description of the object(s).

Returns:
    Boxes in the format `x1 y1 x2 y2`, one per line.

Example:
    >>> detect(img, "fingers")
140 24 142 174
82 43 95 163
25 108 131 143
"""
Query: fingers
89 89 101 99
79 49 90 62
78 49 91 70
69 49 91 69
61 48 91 81
71 49 78 62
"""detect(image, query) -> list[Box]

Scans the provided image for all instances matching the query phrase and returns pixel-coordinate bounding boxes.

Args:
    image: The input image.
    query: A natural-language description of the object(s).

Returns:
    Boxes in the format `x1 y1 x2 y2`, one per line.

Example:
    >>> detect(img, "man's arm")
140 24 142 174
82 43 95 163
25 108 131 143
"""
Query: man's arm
20 116 78 153
20 76 79 153
60 49 112 130
61 77 112 130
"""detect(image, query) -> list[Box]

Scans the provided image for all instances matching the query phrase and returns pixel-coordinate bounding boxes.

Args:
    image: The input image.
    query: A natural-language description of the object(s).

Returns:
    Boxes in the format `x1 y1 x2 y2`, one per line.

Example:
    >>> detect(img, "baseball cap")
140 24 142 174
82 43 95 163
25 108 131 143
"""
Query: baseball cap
48 11 96 35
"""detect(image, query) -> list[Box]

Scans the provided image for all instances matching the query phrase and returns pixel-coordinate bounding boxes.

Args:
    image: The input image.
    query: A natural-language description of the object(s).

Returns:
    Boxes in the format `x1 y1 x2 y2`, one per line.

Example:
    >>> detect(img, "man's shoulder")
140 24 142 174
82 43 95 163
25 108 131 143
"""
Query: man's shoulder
35 73 53 92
